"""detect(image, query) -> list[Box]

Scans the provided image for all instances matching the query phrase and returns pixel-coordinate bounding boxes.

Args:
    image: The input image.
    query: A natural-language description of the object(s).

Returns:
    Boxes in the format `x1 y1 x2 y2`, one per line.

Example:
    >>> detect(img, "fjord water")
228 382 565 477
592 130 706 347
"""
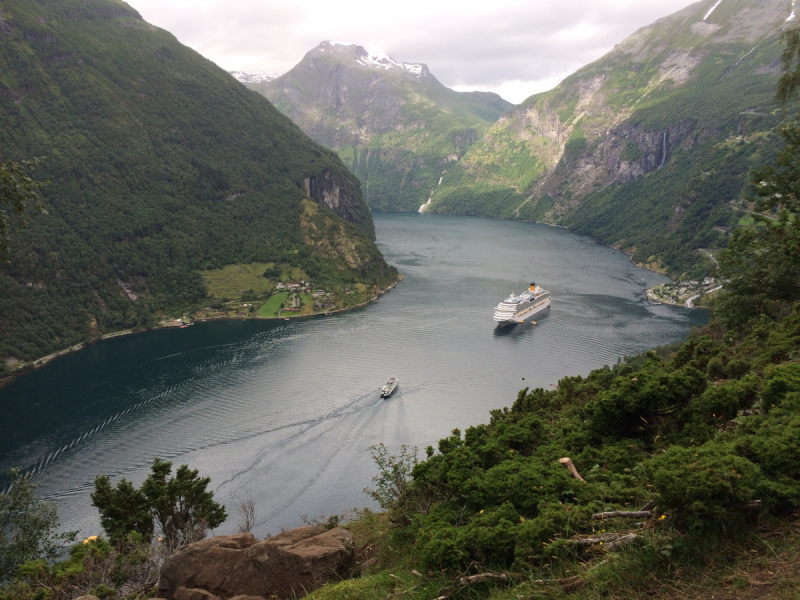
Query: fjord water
0 213 707 537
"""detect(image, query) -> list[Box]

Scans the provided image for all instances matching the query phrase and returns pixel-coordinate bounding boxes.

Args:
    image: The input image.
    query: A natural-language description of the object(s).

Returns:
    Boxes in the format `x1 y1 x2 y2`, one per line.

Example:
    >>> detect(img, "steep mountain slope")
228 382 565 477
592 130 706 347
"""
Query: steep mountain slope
430 0 792 279
0 0 396 366
250 42 513 211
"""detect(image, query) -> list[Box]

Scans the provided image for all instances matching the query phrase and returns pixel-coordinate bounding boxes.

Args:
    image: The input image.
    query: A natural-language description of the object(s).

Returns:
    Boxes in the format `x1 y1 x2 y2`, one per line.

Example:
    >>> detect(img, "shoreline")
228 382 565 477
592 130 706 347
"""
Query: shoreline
645 283 722 309
0 274 404 390
645 287 688 308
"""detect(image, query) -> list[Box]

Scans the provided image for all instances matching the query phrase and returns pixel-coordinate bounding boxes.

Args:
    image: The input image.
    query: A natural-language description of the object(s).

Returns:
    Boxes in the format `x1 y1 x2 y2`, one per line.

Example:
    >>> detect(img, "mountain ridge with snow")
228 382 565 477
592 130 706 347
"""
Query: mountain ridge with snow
228 70 277 84
318 41 429 78
243 40 513 211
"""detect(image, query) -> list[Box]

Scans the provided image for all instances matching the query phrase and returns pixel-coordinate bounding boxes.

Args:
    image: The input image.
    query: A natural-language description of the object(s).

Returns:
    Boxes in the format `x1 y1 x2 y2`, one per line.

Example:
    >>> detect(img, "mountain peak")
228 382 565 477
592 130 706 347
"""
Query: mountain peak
316 40 429 78
229 70 276 84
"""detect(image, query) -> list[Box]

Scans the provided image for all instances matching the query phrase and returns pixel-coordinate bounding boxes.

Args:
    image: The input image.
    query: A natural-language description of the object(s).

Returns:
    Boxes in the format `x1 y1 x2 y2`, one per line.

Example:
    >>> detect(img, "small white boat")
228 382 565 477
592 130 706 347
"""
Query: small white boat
380 375 398 398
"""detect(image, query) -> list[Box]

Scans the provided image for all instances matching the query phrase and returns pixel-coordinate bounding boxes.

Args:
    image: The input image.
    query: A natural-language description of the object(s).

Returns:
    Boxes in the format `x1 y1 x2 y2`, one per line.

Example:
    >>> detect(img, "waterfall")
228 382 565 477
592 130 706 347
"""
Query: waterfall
420 171 446 212
704 0 723 20
659 130 668 169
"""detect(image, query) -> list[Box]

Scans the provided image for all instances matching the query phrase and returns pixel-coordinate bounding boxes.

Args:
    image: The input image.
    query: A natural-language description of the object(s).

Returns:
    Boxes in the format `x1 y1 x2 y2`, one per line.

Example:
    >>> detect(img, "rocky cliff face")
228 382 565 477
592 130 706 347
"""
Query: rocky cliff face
430 0 790 278
542 118 698 214
247 41 513 211
303 169 374 240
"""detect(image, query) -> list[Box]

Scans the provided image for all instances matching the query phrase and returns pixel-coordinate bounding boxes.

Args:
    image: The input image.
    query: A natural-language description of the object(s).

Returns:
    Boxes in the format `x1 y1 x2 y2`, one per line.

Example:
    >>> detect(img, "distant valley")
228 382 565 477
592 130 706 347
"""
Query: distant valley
245 41 512 212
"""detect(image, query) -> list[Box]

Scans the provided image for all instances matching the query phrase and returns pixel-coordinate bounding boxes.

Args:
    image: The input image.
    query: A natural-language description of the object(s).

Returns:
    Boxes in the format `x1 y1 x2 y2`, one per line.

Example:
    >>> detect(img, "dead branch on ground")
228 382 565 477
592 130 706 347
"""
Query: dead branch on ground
558 457 585 481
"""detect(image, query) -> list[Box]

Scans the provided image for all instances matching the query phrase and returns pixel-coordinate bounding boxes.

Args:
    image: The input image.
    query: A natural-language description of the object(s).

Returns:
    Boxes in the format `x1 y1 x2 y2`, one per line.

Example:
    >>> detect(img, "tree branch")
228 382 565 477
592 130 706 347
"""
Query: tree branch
458 572 511 585
558 458 585 481
592 510 653 520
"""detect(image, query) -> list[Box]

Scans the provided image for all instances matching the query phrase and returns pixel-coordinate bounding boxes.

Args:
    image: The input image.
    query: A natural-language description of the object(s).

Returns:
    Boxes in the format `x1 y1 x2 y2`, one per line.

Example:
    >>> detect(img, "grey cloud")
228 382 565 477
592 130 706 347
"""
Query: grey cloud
127 0 697 102
383 0 695 88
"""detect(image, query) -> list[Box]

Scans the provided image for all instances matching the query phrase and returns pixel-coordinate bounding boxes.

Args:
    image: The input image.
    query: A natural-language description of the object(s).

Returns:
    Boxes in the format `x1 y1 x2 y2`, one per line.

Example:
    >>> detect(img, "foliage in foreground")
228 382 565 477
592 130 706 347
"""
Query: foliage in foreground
370 306 800 572
314 510 800 600
0 459 225 596
91 458 227 548
0 534 168 600
0 470 76 582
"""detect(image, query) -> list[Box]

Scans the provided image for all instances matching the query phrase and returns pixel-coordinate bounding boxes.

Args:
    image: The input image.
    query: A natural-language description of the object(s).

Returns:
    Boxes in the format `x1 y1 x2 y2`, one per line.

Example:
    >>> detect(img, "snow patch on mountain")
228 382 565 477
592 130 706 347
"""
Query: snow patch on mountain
788 0 796 21
320 41 427 78
703 0 723 20
229 71 276 84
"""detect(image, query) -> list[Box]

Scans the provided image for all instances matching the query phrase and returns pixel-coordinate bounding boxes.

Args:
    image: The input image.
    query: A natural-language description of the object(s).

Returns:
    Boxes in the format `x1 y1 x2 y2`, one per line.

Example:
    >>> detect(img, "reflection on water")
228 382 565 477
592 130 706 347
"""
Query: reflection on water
0 212 708 537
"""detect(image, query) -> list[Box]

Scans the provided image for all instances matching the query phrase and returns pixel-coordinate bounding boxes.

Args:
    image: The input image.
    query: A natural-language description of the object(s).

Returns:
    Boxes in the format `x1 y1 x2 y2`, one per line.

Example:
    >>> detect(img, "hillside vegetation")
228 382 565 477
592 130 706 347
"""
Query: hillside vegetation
427 0 791 280
250 42 513 212
0 0 396 370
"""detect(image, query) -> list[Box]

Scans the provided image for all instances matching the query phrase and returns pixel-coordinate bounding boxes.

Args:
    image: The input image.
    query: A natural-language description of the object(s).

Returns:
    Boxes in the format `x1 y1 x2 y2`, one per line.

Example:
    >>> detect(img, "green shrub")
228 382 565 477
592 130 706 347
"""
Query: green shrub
92 458 227 547
0 469 77 581
649 445 761 529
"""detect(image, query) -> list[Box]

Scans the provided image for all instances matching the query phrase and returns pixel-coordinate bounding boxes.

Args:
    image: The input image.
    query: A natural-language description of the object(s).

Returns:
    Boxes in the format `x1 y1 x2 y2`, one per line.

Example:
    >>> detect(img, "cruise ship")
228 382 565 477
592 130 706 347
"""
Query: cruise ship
493 283 551 326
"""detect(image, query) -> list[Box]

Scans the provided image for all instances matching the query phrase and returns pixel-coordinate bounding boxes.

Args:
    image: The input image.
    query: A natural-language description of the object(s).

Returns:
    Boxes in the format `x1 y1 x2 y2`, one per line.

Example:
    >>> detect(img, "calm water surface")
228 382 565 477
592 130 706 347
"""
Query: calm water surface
0 212 707 537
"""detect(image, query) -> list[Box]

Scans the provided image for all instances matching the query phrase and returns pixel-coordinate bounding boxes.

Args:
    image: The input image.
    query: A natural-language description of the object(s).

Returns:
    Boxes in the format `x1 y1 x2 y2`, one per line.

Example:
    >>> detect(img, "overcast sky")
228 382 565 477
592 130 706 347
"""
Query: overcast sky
125 0 700 104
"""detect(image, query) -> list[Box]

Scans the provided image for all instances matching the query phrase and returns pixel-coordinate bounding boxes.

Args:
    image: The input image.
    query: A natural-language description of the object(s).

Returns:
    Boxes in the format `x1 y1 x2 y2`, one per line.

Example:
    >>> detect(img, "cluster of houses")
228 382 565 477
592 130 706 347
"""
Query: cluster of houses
648 277 719 305
275 280 311 292
190 278 340 320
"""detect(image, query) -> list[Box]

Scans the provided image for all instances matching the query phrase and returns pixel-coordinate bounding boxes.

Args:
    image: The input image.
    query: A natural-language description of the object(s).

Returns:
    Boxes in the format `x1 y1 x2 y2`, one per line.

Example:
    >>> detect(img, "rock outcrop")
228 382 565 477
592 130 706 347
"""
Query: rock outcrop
158 533 257 598
157 527 356 600
303 170 373 239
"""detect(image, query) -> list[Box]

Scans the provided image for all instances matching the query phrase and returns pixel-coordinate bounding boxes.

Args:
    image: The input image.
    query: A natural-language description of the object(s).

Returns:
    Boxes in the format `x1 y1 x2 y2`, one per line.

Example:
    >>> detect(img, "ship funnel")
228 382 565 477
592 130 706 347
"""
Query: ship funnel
529 282 536 292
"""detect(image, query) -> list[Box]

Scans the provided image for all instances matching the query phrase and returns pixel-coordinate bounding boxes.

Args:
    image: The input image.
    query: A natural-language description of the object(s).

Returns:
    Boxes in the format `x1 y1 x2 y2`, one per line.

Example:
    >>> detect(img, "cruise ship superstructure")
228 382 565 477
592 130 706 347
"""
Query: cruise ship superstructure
493 283 551 326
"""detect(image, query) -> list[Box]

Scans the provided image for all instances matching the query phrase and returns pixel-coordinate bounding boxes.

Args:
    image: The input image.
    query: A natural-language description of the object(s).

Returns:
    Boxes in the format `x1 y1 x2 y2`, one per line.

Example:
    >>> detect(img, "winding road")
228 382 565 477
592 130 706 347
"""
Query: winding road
686 285 724 308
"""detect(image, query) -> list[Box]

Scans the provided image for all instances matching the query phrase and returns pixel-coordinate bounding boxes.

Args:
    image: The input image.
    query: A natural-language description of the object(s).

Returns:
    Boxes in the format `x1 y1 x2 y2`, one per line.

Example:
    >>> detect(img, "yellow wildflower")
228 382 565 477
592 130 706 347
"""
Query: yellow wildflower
479 509 484 514
82 535 98 545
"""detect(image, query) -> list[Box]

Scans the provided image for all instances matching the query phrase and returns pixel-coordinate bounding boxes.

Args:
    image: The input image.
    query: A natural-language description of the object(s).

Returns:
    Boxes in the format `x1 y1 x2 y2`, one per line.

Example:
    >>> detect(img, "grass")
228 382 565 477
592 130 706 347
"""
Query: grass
257 293 288 317
299 294 315 316
304 512 800 600
200 263 275 300
739 213 756 227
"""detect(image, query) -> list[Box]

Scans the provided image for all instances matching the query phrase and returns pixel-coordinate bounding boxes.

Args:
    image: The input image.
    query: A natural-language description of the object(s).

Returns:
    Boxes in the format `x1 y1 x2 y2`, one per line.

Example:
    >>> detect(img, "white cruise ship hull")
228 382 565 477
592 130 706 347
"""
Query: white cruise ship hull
494 297 551 326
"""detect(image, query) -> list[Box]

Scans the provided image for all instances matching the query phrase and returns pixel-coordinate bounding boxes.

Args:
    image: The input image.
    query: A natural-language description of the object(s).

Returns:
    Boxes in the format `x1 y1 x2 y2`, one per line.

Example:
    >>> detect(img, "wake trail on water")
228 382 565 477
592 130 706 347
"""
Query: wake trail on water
39 385 381 502
25 328 362 491
218 390 393 527
214 389 382 490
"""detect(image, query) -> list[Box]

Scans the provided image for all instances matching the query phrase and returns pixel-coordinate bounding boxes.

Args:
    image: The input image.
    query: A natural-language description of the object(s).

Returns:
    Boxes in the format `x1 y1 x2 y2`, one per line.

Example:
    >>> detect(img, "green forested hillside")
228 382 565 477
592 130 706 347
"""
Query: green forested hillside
428 0 791 280
251 42 513 212
0 0 396 368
